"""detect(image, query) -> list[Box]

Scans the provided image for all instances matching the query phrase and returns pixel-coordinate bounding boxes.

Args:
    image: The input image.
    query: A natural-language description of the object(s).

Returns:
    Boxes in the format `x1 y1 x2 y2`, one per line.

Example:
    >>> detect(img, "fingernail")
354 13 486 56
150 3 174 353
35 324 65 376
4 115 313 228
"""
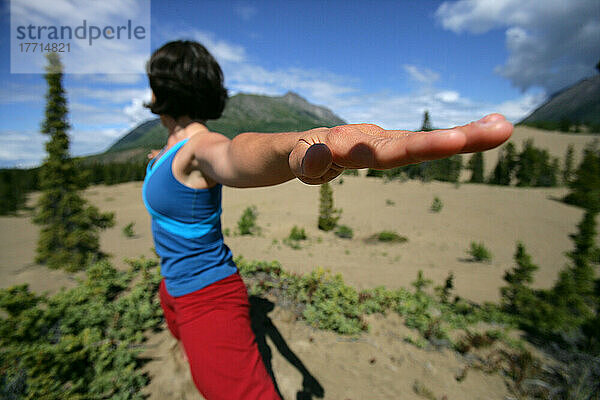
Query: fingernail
476 114 503 126
476 117 499 127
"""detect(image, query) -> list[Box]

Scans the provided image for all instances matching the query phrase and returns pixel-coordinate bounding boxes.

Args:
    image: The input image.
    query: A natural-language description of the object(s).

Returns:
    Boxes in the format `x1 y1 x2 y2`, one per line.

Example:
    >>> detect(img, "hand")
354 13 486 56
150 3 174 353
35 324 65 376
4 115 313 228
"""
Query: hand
147 149 161 159
288 113 513 184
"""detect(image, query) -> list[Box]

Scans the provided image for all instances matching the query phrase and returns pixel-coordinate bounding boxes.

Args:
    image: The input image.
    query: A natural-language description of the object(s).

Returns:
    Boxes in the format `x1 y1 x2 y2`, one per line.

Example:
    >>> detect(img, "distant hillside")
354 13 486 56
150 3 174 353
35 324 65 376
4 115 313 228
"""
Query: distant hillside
520 74 600 131
87 92 345 164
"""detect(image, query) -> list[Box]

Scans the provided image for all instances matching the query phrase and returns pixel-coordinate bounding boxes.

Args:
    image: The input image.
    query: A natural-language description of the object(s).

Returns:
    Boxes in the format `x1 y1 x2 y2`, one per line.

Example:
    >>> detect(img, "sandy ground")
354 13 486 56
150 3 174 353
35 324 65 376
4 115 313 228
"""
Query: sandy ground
1 126 598 399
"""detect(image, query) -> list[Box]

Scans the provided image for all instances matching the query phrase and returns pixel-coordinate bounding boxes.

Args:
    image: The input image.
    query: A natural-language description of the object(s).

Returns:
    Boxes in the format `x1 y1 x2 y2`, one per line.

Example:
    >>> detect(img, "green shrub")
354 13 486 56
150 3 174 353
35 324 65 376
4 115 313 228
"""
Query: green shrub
411 270 432 293
373 231 408 243
288 225 307 241
334 224 353 239
430 196 443 213
237 205 260 235
434 272 454 303
0 257 162 399
342 169 359 176
385 199 395 206
467 241 492 262
234 256 519 348
299 268 365 334
122 222 136 238
283 226 307 249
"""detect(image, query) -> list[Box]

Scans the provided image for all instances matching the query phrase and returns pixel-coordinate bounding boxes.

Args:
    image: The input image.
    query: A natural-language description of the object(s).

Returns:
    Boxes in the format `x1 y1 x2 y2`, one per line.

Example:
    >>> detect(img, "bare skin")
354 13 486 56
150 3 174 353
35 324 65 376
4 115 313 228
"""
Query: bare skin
149 113 513 189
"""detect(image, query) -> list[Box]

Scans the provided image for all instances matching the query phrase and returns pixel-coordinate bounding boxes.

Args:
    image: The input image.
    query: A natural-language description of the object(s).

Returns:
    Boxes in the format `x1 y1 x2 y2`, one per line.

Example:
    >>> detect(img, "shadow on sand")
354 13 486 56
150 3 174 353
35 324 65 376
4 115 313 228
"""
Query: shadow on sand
249 296 324 400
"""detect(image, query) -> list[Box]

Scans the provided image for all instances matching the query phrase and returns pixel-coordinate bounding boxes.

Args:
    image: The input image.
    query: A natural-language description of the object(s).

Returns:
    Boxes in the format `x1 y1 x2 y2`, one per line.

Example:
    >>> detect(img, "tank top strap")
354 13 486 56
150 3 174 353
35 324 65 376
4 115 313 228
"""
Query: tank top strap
146 138 189 179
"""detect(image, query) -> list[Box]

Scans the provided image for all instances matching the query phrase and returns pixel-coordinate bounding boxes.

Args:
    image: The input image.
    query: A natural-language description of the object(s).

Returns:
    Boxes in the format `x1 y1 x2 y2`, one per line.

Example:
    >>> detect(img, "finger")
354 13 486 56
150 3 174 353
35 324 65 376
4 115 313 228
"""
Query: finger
377 114 512 167
289 141 333 179
455 113 513 154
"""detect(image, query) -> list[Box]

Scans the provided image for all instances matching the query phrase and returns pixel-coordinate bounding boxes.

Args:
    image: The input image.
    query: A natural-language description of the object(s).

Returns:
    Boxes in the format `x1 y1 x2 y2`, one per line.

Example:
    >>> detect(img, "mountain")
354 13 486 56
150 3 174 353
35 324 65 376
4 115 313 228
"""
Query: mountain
519 74 600 129
86 92 346 164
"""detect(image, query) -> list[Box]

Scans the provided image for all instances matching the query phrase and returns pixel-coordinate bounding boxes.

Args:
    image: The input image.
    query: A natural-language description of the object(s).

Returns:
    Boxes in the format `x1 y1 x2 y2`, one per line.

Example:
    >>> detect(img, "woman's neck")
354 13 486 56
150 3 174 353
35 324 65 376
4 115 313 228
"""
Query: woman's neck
162 115 208 146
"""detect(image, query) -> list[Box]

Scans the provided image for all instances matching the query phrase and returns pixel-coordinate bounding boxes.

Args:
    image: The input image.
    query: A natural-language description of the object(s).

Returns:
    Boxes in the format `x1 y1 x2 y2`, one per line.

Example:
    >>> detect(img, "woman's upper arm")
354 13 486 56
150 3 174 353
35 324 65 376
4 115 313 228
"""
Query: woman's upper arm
190 132 239 186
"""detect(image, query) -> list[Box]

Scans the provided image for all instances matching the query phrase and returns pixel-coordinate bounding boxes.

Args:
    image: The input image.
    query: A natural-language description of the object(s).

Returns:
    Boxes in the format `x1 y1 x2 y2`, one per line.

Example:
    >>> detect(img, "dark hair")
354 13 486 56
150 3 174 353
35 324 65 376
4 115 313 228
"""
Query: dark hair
145 40 227 120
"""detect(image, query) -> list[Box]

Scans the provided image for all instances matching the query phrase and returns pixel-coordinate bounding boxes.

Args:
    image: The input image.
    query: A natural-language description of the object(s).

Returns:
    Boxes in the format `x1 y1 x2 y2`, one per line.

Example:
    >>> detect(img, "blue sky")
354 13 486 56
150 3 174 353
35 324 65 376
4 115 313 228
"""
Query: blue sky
0 0 598 167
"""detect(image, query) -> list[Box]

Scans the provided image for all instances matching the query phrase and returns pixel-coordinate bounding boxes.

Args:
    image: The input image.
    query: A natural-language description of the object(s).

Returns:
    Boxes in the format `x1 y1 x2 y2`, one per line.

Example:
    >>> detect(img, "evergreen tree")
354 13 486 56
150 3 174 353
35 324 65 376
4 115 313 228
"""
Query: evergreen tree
515 139 539 186
501 242 539 314
33 54 114 272
537 155 559 187
552 210 598 324
564 141 600 212
562 144 575 185
431 155 462 182
0 169 27 215
420 110 433 132
566 210 597 302
515 139 558 187
318 182 341 231
467 152 484 183
489 142 516 185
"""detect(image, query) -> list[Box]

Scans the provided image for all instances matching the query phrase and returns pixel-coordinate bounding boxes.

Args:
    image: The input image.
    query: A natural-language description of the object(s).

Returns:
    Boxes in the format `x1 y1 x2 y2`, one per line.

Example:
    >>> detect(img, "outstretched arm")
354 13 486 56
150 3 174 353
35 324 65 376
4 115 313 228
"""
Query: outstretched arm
192 113 513 187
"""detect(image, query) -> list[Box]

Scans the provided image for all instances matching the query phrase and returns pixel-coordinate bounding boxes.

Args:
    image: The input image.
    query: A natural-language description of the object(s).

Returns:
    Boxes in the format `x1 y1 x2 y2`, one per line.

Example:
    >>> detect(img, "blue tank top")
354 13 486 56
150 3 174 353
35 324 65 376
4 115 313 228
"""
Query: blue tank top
142 138 237 297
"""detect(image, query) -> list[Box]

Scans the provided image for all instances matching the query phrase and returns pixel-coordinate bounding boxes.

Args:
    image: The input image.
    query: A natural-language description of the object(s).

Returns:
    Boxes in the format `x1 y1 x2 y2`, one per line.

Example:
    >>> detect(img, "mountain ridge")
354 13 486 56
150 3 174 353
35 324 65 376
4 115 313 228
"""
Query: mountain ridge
519 74 600 129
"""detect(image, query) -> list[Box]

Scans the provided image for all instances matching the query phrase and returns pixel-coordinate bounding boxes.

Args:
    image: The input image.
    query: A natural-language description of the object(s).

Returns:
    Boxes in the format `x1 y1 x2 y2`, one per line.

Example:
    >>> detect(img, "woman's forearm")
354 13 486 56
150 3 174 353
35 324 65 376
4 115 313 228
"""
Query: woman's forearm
224 130 310 187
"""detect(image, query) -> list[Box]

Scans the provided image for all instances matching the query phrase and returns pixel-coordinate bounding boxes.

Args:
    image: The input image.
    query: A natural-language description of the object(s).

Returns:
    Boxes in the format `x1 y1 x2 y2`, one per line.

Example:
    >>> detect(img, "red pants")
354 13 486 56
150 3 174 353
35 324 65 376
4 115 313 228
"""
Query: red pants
159 273 281 400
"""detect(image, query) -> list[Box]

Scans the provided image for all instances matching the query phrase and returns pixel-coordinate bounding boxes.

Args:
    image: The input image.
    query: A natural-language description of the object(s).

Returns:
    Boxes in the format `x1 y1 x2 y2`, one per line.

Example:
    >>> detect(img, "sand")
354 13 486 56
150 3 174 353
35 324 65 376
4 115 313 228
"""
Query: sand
1 126 598 399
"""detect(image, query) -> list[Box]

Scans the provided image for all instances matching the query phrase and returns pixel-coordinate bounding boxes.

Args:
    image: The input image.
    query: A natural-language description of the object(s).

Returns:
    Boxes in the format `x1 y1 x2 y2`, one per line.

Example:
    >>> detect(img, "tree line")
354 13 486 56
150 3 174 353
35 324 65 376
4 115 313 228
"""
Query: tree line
0 158 147 215
363 111 599 212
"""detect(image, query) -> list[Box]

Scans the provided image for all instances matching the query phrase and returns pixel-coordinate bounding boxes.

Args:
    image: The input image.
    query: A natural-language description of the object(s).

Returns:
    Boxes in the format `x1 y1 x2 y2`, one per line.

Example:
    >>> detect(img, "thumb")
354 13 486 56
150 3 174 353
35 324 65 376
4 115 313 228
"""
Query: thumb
289 141 333 180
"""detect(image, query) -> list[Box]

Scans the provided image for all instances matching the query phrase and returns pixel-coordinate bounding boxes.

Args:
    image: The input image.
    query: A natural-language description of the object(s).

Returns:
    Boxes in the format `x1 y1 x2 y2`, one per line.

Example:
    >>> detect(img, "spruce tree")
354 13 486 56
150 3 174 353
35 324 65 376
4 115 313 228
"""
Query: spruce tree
489 142 516 185
0 169 28 215
420 110 433 132
566 210 597 301
552 210 598 324
33 53 114 272
515 139 539 186
468 152 484 183
318 182 340 231
562 144 575 185
564 142 600 212
501 242 539 314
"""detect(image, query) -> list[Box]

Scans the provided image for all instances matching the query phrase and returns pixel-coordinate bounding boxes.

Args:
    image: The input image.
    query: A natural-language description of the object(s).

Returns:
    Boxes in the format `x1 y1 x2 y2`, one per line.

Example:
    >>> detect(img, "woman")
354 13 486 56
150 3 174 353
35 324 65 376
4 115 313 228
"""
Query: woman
143 40 512 399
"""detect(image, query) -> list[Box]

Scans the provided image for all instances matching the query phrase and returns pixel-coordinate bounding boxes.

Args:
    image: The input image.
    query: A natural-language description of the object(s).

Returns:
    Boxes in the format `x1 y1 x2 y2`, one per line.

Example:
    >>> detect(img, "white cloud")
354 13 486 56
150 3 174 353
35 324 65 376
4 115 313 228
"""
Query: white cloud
187 31 247 64
435 0 600 93
69 87 149 104
123 89 153 123
334 86 544 131
10 0 150 73
403 65 440 84
0 130 46 168
76 74 144 85
0 83 44 104
0 124 146 167
491 92 547 122
70 128 123 155
225 64 357 108
435 91 460 103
